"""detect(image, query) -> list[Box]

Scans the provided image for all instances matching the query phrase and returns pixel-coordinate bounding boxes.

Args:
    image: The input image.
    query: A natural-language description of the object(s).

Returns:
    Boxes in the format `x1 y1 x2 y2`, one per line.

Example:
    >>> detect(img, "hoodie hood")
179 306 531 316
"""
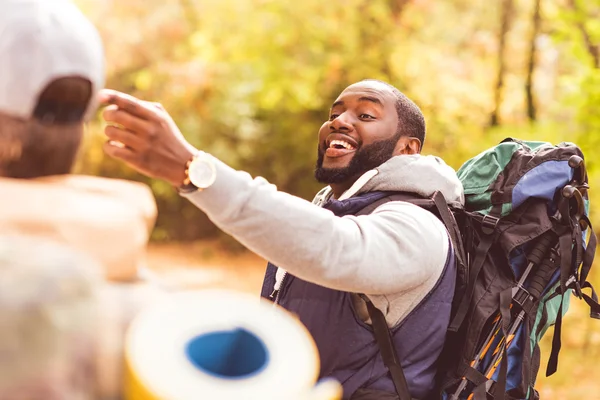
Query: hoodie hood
322 154 464 206
358 154 465 205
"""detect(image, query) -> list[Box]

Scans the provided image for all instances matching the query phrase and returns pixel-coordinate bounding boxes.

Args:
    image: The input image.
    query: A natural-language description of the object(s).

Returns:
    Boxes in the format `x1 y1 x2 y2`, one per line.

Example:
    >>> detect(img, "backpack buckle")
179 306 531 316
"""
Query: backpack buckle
481 214 500 235
574 281 583 298
513 286 535 315
566 275 583 298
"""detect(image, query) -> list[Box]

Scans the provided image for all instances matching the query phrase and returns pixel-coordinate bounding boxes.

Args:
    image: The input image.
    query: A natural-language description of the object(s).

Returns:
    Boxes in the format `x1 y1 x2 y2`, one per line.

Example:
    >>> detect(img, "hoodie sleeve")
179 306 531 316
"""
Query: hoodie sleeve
181 154 449 295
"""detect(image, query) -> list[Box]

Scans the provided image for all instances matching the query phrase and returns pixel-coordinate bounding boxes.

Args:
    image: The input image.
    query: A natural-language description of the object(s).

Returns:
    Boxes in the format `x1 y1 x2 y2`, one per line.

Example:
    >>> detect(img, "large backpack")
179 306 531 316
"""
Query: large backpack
361 138 600 400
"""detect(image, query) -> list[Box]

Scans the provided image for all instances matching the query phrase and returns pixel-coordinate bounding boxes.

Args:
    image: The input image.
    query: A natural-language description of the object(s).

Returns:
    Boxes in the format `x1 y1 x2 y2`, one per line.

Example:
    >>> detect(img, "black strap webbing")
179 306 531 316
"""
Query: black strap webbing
432 191 466 267
546 291 565 377
579 216 596 286
547 279 600 376
449 231 496 331
460 362 488 387
558 230 572 292
581 281 600 318
360 294 413 400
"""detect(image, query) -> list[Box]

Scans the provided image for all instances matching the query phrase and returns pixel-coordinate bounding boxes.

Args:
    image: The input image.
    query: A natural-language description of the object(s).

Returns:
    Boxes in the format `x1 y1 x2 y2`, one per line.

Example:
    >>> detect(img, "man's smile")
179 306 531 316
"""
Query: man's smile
324 134 358 158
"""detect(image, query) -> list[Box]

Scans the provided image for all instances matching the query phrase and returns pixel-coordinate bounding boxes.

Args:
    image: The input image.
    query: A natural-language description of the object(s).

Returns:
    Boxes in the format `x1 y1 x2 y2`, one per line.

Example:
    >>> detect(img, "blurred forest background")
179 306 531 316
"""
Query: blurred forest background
75 0 599 397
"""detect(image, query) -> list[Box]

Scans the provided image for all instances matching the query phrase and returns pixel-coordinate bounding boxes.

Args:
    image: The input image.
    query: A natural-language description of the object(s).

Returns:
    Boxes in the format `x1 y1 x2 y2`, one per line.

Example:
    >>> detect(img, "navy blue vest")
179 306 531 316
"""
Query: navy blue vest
261 191 456 399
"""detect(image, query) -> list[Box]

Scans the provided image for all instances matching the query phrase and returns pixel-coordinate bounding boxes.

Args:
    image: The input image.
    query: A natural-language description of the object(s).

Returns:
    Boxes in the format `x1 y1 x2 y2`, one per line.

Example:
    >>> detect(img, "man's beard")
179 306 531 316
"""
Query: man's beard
314 133 401 184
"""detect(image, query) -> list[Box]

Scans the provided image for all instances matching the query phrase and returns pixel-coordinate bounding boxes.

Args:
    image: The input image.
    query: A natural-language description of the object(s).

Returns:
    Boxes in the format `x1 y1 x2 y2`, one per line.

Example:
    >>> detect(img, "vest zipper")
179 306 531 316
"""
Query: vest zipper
272 271 288 304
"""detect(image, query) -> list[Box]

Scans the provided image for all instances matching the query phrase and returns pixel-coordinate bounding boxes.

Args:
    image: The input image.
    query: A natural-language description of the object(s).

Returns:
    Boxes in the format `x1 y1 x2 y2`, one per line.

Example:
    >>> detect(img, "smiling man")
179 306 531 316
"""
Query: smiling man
314 81 422 197
100 79 465 400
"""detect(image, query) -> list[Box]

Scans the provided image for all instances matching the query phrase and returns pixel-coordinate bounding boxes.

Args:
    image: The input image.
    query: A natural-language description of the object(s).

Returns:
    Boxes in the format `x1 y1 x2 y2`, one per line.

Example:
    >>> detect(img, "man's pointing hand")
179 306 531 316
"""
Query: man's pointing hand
99 89 196 187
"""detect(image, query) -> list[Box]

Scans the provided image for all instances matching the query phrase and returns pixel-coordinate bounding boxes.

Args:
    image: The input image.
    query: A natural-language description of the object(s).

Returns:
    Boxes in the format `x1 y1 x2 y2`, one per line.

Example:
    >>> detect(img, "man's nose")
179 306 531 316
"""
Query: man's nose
330 113 353 131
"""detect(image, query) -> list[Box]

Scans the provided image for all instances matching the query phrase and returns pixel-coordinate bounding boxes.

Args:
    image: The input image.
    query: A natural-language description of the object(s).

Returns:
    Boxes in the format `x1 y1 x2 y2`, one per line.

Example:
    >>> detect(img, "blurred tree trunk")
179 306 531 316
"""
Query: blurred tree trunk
357 0 412 79
525 0 541 122
389 0 411 22
567 0 599 69
490 0 514 127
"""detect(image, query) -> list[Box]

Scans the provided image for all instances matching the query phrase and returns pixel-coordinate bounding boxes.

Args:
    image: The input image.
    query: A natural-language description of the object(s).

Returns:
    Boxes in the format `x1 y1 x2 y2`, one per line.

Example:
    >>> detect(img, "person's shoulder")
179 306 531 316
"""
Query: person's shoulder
52 175 153 199
370 198 440 218
48 175 157 224
0 175 158 281
370 199 450 243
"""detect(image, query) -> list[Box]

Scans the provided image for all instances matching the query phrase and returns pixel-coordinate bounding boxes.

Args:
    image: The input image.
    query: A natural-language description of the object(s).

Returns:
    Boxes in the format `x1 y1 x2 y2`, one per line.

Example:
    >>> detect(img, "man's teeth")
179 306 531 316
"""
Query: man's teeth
329 140 355 150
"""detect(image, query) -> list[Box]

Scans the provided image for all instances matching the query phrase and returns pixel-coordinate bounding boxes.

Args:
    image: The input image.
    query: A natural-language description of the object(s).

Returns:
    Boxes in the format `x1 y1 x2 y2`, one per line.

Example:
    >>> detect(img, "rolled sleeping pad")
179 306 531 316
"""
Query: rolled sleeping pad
98 267 260 398
124 289 342 400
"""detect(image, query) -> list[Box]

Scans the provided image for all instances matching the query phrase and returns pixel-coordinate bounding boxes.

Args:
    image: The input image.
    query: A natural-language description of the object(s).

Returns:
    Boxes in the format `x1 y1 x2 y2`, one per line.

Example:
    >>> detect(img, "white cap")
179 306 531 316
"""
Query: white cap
0 0 105 121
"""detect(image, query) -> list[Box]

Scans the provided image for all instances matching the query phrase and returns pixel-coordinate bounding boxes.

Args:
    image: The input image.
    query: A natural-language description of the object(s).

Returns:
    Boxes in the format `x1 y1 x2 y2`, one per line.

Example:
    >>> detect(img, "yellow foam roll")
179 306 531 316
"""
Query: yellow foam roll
305 379 344 400
124 289 342 400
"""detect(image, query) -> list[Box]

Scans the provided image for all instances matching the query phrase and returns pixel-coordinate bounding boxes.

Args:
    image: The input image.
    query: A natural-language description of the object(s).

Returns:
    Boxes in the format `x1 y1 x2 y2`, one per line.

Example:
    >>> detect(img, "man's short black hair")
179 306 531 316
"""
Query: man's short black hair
361 79 426 150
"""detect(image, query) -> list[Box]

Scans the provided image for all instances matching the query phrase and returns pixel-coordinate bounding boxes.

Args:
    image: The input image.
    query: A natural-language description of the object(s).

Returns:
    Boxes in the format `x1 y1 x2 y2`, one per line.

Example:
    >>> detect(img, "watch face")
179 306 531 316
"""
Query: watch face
189 155 217 189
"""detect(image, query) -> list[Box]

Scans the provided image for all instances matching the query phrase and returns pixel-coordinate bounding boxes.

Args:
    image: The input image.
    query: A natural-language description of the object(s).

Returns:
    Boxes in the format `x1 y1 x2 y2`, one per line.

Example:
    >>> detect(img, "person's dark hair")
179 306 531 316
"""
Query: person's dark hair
0 77 92 178
361 79 426 150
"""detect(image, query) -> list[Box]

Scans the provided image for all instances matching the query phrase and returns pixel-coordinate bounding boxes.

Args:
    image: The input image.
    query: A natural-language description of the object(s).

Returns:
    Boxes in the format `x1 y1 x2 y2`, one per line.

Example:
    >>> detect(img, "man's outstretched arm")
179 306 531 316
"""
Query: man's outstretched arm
99 90 448 295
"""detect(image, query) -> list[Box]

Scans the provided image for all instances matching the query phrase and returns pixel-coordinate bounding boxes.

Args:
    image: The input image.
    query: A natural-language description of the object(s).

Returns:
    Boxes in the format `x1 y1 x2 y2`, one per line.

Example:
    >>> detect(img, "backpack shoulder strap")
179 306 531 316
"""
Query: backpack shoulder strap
355 191 466 267
359 293 414 400
354 192 433 216
353 191 464 400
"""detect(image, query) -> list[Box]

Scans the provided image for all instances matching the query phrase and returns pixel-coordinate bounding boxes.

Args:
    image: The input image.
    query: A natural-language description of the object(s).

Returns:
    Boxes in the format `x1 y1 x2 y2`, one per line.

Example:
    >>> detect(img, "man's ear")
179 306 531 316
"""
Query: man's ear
395 136 421 155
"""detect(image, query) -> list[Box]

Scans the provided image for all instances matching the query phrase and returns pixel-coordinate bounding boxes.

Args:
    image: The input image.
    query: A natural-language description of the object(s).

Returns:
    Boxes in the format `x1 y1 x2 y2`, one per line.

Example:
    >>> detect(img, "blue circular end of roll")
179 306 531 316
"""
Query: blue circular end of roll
185 327 269 379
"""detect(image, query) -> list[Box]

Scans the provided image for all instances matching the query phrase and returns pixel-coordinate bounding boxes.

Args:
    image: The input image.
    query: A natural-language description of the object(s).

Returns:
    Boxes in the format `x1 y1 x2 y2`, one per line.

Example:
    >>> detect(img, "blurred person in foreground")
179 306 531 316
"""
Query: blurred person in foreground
101 77 465 399
0 0 156 282
0 236 102 400
0 0 159 397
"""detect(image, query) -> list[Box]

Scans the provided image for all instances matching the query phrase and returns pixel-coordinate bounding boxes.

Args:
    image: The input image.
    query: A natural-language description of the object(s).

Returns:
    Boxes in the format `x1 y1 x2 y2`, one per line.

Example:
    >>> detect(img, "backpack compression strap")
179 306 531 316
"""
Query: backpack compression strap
354 191 463 400
547 202 600 376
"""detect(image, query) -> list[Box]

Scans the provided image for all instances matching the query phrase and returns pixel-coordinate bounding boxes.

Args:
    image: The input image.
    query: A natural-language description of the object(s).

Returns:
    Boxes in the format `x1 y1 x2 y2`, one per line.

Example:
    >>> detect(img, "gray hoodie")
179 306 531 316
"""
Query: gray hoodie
182 153 464 326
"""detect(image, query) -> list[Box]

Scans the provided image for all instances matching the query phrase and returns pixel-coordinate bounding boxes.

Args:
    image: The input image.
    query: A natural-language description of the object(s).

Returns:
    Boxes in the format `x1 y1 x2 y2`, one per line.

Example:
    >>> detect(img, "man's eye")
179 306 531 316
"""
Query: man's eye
360 114 375 119
329 114 339 121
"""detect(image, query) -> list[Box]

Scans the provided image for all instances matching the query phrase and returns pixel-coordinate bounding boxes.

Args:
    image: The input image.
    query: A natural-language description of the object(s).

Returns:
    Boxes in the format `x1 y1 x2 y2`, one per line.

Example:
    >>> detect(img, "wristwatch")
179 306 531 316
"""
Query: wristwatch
178 151 217 193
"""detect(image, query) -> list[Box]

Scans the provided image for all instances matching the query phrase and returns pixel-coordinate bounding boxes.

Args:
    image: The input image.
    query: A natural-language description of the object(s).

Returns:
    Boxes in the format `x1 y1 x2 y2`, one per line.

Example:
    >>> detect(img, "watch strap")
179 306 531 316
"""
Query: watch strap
176 154 199 193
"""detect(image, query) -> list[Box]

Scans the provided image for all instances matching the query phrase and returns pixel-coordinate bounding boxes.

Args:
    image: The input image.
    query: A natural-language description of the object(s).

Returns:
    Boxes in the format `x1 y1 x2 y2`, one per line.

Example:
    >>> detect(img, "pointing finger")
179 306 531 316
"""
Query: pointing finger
103 140 137 161
99 89 159 122
103 106 152 135
104 125 146 150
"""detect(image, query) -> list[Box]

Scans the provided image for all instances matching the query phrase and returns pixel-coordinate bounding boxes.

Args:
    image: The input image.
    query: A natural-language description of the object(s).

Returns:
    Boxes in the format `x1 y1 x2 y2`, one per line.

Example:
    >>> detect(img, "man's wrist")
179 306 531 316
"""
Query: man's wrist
175 151 217 193
174 152 198 192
